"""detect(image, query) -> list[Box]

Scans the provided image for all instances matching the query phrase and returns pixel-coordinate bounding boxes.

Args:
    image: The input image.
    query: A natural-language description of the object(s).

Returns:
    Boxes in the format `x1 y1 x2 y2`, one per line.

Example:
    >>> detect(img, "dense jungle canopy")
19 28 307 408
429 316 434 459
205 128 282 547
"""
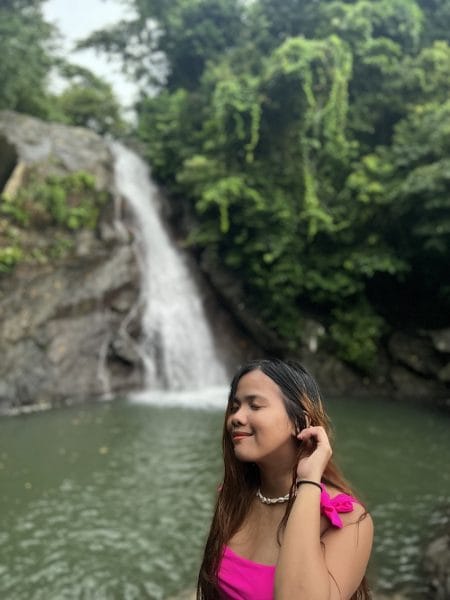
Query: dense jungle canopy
2 0 450 371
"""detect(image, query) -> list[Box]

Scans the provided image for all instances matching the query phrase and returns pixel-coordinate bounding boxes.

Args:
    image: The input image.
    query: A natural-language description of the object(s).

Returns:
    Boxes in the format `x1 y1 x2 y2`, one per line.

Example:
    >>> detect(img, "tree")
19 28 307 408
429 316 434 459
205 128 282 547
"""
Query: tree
53 65 125 136
78 0 245 91
347 99 450 327
418 0 450 43
78 0 450 370
0 0 55 117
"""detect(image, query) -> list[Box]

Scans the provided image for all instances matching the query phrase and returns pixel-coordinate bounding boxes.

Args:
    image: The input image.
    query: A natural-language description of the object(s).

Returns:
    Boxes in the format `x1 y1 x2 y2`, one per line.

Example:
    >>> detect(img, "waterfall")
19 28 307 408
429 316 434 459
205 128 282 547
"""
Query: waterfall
111 142 228 390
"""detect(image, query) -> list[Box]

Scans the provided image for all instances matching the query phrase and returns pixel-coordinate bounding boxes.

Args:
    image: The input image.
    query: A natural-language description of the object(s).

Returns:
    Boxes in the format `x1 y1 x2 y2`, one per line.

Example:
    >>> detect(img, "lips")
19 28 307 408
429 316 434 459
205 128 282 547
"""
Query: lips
232 431 253 441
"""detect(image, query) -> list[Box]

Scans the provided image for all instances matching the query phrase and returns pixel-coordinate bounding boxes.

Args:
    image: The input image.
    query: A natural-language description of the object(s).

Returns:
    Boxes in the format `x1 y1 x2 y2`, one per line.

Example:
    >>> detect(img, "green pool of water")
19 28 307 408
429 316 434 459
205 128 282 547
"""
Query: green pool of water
0 392 448 599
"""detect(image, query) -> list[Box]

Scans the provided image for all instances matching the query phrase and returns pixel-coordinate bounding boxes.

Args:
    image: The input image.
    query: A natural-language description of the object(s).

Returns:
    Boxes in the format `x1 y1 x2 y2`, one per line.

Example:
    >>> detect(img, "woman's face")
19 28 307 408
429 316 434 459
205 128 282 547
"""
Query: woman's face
226 369 297 466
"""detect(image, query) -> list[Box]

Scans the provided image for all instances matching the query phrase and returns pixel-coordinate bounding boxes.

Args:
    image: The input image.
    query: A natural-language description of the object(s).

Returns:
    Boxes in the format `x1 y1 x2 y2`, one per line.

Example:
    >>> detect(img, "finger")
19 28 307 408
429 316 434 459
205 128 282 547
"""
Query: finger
297 425 324 439
297 426 329 446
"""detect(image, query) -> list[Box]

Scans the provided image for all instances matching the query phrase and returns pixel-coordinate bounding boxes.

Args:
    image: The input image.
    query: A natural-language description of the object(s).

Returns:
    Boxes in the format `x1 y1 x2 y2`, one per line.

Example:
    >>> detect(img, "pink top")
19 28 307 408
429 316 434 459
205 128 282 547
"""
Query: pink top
218 546 275 600
217 486 358 600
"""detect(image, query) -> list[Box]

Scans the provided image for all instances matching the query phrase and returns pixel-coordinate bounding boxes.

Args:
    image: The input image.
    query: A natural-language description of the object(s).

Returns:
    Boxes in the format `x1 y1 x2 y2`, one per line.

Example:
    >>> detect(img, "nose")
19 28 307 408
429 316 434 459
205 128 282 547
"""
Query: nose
230 405 247 427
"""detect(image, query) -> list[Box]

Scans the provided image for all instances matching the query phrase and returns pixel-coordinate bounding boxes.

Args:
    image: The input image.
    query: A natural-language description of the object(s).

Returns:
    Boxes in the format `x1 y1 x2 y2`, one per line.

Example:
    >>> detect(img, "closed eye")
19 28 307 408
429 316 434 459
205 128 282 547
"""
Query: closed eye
229 402 240 414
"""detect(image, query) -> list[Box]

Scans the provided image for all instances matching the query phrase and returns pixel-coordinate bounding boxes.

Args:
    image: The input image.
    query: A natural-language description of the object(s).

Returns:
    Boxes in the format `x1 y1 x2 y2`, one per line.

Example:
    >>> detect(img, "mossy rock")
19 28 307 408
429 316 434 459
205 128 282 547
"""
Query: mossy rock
0 166 109 273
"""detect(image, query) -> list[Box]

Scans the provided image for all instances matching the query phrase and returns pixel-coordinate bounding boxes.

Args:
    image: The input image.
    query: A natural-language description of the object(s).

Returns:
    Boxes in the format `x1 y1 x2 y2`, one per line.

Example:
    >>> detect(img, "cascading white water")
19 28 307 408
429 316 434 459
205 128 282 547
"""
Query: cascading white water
111 142 228 390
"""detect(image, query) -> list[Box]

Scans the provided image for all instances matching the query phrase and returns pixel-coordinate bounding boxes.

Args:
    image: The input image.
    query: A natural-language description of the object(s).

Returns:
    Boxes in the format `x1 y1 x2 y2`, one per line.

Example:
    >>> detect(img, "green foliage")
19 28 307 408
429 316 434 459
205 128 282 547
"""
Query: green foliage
321 0 424 52
0 245 23 273
418 0 450 43
0 195 30 226
137 90 202 183
330 304 386 371
85 0 450 370
0 0 54 116
43 174 100 229
349 100 450 257
263 35 353 237
207 70 261 165
347 99 450 321
0 170 107 273
52 65 126 135
5 171 106 230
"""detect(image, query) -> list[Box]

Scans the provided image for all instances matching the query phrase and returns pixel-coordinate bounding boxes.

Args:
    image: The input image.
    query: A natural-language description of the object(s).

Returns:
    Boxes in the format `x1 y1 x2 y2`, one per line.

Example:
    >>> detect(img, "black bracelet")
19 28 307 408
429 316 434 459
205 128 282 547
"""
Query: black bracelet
297 480 322 491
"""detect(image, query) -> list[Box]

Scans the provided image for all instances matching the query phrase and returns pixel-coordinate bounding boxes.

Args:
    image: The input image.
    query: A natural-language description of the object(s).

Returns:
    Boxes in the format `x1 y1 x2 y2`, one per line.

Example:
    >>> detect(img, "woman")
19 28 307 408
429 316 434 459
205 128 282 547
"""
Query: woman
197 359 373 599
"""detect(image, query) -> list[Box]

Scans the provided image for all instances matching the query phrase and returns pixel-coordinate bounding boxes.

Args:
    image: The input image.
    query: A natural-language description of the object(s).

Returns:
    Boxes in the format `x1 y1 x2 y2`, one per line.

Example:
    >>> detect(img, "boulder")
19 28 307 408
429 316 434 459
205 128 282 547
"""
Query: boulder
430 328 450 354
387 331 450 400
423 532 450 600
389 366 445 398
388 332 442 377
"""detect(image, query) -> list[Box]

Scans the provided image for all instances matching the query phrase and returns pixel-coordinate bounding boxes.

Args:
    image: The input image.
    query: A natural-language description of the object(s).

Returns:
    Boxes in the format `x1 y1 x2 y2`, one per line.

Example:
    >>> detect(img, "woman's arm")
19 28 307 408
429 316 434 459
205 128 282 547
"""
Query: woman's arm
274 427 373 600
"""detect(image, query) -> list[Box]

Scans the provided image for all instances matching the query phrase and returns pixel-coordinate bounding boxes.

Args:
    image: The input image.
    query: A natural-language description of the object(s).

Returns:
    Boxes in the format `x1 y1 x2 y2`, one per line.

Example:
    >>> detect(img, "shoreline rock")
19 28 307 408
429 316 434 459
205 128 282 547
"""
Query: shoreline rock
423 532 450 599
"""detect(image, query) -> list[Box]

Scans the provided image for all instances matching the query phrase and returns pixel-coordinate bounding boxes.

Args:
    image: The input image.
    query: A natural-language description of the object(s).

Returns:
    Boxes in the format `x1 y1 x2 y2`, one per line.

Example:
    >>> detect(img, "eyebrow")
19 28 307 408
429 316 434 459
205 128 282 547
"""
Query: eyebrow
232 393 267 403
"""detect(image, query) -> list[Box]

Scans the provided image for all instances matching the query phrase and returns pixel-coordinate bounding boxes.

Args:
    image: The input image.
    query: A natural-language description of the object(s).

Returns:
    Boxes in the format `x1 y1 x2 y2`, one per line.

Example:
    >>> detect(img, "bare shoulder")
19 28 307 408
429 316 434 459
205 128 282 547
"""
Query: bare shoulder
342 501 373 531
320 486 374 599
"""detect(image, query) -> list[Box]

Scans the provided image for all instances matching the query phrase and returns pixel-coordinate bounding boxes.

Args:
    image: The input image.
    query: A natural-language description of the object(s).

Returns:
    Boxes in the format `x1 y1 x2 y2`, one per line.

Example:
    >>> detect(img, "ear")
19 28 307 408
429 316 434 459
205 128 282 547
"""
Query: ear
292 414 311 437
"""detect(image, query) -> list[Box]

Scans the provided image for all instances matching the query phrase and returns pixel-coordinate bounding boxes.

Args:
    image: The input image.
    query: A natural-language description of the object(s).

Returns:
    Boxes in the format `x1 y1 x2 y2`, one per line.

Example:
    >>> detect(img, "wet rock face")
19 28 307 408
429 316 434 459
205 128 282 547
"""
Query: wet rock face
387 331 450 403
423 533 450 600
388 332 443 377
0 248 143 410
0 112 144 412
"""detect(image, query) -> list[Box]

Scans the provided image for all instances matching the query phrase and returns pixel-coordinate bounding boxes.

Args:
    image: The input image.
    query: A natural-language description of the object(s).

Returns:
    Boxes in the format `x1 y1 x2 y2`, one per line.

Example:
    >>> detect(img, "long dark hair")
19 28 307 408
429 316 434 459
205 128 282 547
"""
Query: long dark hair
197 359 371 599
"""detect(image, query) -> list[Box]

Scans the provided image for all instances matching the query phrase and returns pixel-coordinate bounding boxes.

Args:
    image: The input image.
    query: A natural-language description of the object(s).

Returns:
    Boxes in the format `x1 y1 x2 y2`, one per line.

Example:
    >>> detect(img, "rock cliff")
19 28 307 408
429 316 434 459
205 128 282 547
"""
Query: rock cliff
0 112 143 413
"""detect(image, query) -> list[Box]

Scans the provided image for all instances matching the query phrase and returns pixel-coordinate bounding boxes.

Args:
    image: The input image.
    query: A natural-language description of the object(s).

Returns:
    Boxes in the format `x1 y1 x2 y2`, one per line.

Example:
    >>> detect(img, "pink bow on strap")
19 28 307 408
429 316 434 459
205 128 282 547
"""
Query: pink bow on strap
320 486 356 529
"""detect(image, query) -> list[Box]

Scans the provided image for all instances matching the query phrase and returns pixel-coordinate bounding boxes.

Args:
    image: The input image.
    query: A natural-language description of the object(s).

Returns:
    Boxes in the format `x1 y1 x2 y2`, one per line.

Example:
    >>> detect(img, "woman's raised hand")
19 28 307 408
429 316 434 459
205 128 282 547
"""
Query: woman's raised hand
296 426 332 481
